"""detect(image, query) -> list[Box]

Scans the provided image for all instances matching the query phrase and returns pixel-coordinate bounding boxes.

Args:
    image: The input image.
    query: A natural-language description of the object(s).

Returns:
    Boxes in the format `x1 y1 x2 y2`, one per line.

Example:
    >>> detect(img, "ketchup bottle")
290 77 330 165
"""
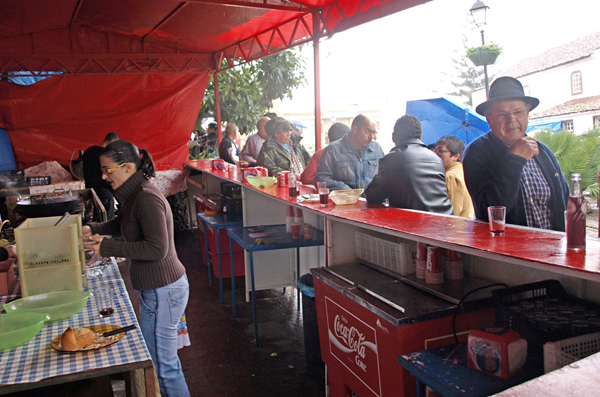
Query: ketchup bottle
566 173 586 251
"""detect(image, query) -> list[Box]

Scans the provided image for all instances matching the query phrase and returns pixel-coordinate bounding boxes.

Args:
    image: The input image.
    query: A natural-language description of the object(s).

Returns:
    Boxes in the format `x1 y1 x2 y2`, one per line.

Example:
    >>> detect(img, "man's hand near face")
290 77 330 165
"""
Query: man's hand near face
509 136 539 160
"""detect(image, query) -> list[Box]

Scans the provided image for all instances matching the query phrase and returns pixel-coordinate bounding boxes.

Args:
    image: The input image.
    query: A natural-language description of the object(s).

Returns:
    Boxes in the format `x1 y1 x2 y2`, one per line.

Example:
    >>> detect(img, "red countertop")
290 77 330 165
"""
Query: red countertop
183 160 600 280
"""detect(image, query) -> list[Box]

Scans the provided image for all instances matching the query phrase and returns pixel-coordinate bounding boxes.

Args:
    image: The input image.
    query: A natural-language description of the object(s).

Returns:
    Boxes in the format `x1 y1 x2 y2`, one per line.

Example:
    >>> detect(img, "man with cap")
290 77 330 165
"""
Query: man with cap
240 116 270 164
301 122 350 186
315 114 384 191
257 117 311 180
463 76 569 231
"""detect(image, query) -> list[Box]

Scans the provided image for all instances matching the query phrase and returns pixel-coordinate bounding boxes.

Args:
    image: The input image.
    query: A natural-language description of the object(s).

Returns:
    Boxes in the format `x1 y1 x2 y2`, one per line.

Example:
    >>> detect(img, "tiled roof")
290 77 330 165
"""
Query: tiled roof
531 95 600 119
501 31 600 78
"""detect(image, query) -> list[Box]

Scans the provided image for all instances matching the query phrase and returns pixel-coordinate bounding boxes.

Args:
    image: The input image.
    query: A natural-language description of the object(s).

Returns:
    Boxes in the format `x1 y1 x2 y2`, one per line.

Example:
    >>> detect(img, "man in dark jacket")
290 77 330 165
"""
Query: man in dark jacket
82 132 120 220
257 117 310 179
462 77 569 231
366 115 453 214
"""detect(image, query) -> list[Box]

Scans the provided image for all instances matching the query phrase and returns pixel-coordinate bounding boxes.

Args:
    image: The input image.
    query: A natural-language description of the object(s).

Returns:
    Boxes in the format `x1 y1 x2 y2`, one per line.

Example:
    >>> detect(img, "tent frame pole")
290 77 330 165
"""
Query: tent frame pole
313 12 323 151
214 72 222 144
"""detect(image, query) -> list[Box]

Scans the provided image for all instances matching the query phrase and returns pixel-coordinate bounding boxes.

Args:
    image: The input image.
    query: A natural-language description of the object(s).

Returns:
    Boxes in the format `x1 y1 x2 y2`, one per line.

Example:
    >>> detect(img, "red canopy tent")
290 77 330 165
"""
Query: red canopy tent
0 0 430 170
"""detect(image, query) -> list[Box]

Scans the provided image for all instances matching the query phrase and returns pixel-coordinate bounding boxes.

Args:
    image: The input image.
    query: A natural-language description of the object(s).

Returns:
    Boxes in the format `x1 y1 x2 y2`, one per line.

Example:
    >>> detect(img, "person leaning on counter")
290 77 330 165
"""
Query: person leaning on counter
315 114 384 191
82 140 191 397
365 115 453 214
462 77 569 231
256 117 311 180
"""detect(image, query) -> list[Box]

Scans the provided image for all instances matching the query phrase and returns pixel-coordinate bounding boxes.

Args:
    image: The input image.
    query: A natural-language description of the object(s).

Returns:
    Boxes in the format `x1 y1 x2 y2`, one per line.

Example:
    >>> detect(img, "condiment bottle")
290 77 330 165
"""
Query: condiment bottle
566 173 586 251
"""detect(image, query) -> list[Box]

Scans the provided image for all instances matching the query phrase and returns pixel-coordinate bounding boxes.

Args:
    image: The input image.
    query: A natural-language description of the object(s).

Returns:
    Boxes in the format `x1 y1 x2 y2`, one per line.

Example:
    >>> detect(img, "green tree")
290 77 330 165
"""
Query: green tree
534 129 600 198
198 49 306 134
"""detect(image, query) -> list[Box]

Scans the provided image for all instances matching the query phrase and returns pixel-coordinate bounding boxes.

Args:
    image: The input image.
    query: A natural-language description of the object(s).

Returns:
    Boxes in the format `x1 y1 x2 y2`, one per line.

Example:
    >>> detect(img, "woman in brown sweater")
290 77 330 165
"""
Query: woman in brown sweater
83 140 190 397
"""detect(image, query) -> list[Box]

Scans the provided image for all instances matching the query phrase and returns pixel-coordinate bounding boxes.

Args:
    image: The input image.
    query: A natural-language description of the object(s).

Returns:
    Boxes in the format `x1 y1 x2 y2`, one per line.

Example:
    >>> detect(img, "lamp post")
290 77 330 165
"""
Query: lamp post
470 0 490 99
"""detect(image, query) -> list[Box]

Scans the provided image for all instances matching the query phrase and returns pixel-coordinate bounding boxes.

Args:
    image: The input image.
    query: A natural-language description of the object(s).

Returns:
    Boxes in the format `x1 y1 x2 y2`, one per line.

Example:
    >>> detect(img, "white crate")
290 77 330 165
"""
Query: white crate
543 331 600 373
355 231 416 276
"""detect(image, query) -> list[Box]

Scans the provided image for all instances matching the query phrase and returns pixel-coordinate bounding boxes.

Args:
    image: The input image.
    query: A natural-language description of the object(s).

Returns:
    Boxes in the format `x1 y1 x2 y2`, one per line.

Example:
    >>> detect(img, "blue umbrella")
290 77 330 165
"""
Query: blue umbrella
406 97 490 145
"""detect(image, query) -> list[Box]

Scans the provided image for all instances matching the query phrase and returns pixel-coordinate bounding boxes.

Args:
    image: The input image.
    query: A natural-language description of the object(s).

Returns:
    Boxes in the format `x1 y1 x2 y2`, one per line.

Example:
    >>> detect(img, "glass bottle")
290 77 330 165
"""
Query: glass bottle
566 173 586 251
288 164 298 197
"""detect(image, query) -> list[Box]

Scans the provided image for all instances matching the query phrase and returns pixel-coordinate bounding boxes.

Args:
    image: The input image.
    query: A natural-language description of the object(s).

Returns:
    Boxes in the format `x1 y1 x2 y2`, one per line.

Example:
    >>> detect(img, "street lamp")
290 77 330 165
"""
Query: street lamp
470 0 490 99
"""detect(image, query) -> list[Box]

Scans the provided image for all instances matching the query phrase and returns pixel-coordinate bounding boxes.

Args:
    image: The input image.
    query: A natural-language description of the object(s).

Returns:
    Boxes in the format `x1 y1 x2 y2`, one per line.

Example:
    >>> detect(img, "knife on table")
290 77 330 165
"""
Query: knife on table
102 324 136 337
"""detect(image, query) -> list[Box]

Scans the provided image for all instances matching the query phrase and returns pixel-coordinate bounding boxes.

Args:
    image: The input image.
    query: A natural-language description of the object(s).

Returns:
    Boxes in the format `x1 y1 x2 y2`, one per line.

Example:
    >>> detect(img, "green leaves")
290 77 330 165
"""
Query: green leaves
535 129 600 198
466 43 503 56
198 49 306 135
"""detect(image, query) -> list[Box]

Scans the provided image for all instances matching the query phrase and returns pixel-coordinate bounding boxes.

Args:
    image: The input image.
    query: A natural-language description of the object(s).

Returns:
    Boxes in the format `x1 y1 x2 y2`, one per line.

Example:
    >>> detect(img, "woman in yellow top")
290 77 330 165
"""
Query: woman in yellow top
434 136 475 218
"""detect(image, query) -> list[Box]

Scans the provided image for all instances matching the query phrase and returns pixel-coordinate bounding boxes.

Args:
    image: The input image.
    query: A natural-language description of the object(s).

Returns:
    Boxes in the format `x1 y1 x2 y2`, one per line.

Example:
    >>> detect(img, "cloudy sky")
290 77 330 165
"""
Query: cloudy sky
279 0 600 114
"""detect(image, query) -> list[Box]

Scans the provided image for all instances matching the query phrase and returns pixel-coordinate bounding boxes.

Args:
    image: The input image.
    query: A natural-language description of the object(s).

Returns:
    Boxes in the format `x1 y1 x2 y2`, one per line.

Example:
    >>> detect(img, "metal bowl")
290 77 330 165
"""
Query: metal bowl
3 290 91 322
0 311 50 351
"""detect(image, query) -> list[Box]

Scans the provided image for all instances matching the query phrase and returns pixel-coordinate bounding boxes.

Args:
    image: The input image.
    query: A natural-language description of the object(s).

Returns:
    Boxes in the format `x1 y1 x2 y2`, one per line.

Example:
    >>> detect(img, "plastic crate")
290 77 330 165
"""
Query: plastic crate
492 280 600 358
0 169 26 188
355 231 416 276
221 182 241 199
222 196 242 215
544 331 600 373
14 214 85 296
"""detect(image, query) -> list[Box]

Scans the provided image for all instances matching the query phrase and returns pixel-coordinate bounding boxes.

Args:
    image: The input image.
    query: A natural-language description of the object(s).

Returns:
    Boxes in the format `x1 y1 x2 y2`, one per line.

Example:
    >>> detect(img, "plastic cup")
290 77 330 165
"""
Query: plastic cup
488 206 506 235
291 223 301 239
95 288 115 318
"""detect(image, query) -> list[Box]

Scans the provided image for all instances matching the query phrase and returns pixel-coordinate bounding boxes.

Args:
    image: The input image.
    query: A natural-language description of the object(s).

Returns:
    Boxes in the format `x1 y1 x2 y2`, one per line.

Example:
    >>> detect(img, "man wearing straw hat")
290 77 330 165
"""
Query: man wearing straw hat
463 76 569 231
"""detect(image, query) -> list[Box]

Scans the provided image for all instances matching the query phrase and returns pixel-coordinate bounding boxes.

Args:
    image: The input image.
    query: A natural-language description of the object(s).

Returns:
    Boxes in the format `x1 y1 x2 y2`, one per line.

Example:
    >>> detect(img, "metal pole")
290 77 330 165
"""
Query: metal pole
481 29 489 100
313 12 323 151
214 72 222 144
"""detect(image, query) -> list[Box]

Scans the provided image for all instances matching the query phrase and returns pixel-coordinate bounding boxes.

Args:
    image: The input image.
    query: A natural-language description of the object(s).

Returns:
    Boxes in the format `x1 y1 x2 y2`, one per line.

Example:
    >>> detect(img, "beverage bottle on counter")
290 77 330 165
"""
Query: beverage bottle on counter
566 173 586 251
288 165 298 197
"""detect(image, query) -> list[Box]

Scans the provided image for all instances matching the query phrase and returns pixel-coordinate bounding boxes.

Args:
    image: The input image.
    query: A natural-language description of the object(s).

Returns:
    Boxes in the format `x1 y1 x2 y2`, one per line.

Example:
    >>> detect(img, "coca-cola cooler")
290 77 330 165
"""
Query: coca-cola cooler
312 264 494 397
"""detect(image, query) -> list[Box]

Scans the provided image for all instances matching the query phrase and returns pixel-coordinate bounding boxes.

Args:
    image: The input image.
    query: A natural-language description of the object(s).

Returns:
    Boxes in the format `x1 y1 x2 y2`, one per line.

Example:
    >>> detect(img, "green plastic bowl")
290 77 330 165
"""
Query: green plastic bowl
0 311 50 351
246 175 277 188
3 290 91 322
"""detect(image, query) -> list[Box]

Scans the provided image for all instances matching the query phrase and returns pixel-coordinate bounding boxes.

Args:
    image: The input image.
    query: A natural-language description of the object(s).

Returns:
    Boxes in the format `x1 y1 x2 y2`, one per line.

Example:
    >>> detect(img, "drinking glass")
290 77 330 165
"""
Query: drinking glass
317 182 329 206
488 206 506 235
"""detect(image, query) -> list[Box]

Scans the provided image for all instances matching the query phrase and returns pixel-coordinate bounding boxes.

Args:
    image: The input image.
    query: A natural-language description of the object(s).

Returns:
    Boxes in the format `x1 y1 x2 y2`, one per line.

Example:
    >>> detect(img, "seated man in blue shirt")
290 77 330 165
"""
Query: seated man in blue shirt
315 114 384 191
462 76 569 231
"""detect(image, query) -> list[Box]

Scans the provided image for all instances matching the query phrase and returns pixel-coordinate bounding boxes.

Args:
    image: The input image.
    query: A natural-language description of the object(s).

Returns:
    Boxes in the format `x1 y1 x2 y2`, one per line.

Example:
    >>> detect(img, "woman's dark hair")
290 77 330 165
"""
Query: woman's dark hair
102 140 155 178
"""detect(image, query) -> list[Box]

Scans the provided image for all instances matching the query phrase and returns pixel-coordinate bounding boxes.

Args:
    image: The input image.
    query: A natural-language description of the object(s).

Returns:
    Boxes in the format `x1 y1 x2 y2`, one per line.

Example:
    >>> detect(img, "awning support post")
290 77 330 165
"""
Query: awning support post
313 12 322 151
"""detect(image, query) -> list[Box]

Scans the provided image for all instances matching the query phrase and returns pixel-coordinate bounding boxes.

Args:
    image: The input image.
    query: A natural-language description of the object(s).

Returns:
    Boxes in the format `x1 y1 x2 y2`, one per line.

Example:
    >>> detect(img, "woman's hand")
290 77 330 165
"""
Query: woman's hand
87 234 103 255
82 225 92 240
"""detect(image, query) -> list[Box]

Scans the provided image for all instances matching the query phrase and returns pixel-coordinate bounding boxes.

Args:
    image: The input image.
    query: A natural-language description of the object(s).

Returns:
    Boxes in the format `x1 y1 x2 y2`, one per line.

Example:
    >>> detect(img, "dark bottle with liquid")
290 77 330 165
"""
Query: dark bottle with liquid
288 165 298 197
566 173 586 251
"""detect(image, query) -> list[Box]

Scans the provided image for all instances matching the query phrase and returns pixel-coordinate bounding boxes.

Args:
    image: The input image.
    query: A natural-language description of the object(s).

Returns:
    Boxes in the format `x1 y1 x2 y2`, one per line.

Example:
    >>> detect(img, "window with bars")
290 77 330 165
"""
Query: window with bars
594 116 600 128
562 120 574 131
571 71 582 95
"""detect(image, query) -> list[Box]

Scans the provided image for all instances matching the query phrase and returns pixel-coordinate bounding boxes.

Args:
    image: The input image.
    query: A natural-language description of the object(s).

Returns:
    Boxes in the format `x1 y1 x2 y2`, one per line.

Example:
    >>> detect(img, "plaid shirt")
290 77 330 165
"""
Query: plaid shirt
520 159 552 229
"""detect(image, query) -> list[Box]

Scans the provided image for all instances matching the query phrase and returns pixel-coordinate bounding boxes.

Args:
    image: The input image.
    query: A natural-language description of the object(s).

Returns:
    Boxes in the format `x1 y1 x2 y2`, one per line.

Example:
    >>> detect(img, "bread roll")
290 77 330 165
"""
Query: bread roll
61 326 95 351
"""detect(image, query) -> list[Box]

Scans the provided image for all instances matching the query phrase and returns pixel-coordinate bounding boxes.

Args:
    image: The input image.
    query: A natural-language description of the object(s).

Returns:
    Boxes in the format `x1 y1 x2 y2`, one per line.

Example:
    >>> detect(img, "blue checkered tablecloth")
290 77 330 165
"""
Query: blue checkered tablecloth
0 261 152 386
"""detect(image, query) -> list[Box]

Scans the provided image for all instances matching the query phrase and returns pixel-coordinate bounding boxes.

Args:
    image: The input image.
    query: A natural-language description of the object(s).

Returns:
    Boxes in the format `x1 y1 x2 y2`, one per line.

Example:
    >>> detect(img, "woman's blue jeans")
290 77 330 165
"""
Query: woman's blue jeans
139 274 190 397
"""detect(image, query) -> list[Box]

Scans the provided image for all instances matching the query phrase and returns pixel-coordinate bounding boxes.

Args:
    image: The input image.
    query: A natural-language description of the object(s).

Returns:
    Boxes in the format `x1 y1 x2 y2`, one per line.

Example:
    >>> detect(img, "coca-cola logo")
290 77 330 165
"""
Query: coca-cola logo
334 315 367 359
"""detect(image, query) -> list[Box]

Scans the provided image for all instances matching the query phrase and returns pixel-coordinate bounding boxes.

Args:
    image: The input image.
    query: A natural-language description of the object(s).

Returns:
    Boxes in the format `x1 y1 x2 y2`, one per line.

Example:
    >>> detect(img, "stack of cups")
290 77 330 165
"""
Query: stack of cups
445 249 464 280
426 246 444 284
286 205 294 233
416 242 427 279
294 207 304 231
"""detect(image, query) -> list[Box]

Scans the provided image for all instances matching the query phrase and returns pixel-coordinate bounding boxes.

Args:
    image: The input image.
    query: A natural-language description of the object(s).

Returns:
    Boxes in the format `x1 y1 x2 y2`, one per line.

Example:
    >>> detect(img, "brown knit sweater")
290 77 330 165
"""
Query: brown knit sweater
89 171 186 290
